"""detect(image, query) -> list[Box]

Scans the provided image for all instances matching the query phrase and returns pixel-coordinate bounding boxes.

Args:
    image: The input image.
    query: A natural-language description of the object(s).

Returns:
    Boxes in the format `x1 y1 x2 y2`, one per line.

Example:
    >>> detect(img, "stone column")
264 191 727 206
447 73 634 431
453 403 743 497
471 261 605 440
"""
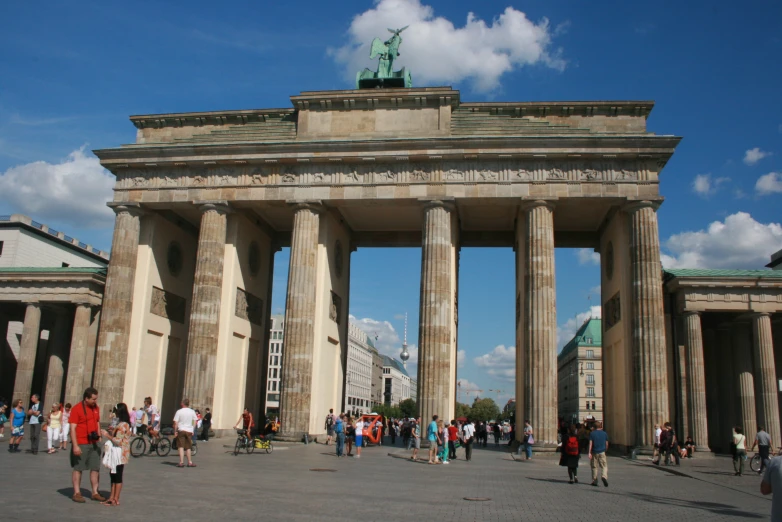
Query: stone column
752 313 780 445
279 202 322 440
522 200 557 447
626 201 669 449
182 202 231 410
703 329 721 451
13 302 42 401
64 303 93 406
92 203 143 414
733 323 756 436
717 325 736 438
43 308 70 411
418 200 456 435
683 311 708 449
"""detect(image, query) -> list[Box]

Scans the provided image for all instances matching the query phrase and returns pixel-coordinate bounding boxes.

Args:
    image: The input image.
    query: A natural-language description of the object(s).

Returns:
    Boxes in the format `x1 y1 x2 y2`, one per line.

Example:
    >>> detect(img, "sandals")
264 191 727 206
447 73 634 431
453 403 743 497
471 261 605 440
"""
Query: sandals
187 463 197 467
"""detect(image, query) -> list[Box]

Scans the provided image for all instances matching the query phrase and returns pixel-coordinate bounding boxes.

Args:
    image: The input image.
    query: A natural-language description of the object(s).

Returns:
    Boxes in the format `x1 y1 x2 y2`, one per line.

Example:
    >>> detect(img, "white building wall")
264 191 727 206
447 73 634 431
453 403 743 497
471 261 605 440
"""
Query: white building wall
346 322 373 415
0 228 105 268
265 315 285 414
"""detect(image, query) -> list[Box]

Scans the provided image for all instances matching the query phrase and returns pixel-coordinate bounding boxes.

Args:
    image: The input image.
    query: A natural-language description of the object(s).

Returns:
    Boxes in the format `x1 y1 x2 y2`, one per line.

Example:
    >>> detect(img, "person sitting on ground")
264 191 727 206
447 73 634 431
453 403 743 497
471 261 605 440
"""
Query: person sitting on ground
683 436 696 458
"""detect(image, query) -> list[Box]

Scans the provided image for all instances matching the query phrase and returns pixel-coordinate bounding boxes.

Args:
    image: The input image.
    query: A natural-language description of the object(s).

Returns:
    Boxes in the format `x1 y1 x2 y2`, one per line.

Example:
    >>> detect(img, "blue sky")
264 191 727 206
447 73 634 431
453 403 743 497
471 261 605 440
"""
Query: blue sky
2 0 781 405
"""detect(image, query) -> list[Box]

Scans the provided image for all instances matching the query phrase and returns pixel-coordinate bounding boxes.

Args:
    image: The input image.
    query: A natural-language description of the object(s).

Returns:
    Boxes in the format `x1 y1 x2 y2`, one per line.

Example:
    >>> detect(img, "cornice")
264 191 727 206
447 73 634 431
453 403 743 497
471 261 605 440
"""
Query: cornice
291 87 460 110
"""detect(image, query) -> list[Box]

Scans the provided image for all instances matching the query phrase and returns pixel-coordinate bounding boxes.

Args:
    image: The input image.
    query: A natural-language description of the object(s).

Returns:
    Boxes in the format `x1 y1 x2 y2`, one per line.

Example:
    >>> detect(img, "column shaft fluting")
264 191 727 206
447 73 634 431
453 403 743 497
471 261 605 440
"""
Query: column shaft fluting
183 203 230 409
43 309 70 411
418 201 455 432
92 204 142 414
628 202 669 448
716 327 736 438
752 313 780 445
733 324 756 436
523 201 557 446
683 312 709 449
279 203 322 439
13 303 42 401
64 304 93 406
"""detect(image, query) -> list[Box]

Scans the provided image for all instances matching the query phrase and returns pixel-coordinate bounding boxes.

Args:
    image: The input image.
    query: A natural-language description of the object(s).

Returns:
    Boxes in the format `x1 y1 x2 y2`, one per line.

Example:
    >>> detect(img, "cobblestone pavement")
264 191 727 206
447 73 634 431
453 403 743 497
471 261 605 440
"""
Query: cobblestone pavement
0 437 772 521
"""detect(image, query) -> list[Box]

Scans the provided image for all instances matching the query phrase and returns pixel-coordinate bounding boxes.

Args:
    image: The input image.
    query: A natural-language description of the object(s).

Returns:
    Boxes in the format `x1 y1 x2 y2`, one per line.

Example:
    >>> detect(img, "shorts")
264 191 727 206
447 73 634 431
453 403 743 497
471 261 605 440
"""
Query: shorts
176 431 193 450
12 426 24 437
355 435 363 447
414 437 421 449
327 428 335 437
71 443 101 472
110 464 124 484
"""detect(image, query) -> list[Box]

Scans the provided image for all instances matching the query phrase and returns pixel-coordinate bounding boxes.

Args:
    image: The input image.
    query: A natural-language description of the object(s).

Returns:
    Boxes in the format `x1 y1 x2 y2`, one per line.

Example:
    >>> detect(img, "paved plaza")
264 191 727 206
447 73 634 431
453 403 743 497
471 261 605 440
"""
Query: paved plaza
0 436 774 521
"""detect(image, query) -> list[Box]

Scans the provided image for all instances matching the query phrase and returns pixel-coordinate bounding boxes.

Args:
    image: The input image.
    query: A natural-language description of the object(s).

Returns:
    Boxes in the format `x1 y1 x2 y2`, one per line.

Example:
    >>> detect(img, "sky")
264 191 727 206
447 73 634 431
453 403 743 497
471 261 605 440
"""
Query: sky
1 0 781 406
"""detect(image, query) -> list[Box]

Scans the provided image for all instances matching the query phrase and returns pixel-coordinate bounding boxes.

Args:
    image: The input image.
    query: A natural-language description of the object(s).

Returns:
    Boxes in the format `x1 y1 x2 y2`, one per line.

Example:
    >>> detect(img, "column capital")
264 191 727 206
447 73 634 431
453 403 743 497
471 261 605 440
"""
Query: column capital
520 197 556 212
751 312 772 319
287 200 325 214
623 199 663 213
23 300 40 307
418 198 456 212
107 201 145 217
682 310 701 318
196 201 233 215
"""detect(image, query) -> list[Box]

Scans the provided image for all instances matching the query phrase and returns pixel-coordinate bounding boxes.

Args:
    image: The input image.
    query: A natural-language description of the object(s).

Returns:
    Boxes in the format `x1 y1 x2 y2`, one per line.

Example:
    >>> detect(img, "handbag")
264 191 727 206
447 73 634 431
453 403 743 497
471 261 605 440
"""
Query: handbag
42 423 48 433
528 434 535 445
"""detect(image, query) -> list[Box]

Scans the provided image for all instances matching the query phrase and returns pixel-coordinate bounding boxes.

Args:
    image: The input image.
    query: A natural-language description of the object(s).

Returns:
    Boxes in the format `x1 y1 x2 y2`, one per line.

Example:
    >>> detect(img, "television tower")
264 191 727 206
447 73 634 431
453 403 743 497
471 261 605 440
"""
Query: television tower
400 312 410 368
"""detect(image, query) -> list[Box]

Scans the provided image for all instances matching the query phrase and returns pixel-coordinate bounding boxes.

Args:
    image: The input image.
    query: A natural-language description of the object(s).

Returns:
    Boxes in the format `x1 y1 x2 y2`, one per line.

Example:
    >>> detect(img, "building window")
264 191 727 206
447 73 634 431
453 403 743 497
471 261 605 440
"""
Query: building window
587 387 595 397
586 362 594 370
61 262 70 267
586 374 595 385
586 350 594 359
592 401 596 410
586 402 590 410
0 241 3 256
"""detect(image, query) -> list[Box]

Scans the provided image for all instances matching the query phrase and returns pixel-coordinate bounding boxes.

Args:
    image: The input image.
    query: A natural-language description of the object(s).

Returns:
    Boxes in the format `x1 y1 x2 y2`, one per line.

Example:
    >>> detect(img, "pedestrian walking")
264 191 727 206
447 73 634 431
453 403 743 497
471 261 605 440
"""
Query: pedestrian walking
345 416 354 456
588 421 609 487
354 416 364 458
334 413 345 457
652 423 662 465
0 403 7 441
493 423 501 446
69 387 106 503
8 399 25 452
560 425 581 484
173 399 197 468
390 419 397 445
760 449 782 519
410 418 421 461
200 408 212 441
438 419 449 464
523 420 534 460
448 420 459 460
100 403 131 506
462 419 475 461
28 394 43 454
46 403 62 454
751 425 773 474
663 422 680 466
732 426 747 476
325 409 336 445
427 415 439 464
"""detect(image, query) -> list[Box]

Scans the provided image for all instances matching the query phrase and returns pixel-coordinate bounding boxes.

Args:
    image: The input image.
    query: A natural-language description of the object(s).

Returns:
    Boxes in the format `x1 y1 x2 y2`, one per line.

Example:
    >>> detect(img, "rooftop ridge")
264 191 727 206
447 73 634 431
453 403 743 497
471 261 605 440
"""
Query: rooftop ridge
0 214 110 261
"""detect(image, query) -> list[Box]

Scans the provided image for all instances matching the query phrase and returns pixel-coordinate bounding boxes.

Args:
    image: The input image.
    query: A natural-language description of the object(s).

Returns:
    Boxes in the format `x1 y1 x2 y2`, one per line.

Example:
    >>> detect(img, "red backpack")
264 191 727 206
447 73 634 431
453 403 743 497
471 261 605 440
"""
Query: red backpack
565 435 580 456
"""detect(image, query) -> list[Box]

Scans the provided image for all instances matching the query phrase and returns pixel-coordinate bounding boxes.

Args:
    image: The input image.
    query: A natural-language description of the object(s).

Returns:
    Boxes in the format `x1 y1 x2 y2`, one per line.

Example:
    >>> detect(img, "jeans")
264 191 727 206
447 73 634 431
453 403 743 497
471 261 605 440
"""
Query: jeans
336 432 345 457
464 439 473 461
524 442 533 459
760 445 770 472
29 423 41 453
449 440 457 459
734 449 746 474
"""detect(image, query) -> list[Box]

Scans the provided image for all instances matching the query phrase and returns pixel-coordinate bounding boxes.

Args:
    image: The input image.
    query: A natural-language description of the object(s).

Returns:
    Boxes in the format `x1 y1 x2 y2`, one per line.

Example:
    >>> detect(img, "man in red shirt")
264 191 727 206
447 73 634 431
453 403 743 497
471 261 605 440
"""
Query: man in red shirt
448 420 459 460
68 387 106 503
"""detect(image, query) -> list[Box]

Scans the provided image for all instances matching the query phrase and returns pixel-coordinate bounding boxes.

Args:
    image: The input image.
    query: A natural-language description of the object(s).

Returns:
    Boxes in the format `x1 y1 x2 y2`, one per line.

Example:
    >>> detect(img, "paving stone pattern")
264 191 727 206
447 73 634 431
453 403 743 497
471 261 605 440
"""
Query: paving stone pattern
0 437 772 521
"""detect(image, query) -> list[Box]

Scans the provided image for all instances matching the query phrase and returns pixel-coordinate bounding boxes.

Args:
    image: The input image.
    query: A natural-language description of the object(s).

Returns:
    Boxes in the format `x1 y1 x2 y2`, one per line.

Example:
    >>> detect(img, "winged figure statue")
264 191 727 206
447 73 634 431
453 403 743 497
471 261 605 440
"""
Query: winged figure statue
356 26 413 89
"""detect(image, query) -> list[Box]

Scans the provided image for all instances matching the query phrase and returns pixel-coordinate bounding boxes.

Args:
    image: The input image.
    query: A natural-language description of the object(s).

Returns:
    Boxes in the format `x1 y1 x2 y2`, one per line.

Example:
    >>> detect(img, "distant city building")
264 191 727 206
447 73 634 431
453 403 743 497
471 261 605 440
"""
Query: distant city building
264 314 284 417
346 322 374 416
371 349 384 408
557 307 603 425
382 355 411 407
409 378 417 403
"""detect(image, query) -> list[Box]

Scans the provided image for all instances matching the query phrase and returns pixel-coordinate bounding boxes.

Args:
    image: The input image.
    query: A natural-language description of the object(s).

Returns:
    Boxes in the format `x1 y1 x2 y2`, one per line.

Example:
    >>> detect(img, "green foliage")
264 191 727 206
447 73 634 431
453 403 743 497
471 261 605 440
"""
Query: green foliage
469 398 501 422
398 398 418 418
372 404 403 419
455 402 472 420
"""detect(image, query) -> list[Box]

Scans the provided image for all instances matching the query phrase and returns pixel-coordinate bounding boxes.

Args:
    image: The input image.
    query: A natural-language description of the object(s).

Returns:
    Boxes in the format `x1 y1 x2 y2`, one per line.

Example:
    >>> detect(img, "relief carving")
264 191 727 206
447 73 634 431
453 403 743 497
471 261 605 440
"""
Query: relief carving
603 291 621 331
376 168 397 182
281 173 297 183
617 169 637 180
344 169 360 183
445 168 464 181
582 168 600 181
410 169 429 181
235 287 264 325
478 168 498 181
330 291 342 323
150 287 186 324
548 168 566 180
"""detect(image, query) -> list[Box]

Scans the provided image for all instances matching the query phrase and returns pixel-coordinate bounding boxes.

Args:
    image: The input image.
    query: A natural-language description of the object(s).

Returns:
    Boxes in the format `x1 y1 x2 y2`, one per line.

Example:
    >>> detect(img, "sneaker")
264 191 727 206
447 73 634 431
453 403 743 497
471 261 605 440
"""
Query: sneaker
72 493 86 503
591 481 598 487
574 477 578 483
602 478 608 487
443 461 449 464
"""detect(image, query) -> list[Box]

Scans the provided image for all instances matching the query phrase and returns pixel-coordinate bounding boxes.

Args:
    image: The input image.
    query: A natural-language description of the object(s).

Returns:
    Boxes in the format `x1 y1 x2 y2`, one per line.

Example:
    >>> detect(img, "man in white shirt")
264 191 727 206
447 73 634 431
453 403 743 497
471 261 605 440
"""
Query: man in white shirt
462 419 476 461
652 424 662 465
173 399 197 468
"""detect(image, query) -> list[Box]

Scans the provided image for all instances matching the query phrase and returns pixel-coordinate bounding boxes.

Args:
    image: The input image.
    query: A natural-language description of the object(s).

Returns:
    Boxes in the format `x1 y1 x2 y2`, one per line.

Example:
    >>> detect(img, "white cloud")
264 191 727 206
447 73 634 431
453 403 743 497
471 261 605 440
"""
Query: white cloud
744 147 771 166
557 308 598 350
457 349 465 368
456 378 485 402
576 248 600 265
473 344 515 382
349 315 418 375
692 174 730 197
661 212 782 269
756 172 782 195
330 0 565 92
0 147 114 228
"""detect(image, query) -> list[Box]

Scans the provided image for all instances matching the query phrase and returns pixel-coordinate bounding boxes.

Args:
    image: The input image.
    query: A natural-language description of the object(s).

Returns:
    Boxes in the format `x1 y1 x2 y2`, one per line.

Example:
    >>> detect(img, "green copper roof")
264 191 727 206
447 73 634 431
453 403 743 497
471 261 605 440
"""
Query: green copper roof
664 268 782 279
558 317 602 360
0 267 107 275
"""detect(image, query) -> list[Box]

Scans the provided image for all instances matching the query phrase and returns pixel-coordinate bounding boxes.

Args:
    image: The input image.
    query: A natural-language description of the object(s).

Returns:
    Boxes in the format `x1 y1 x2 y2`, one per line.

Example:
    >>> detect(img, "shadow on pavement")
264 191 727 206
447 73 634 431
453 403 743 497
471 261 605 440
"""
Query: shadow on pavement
604 490 766 519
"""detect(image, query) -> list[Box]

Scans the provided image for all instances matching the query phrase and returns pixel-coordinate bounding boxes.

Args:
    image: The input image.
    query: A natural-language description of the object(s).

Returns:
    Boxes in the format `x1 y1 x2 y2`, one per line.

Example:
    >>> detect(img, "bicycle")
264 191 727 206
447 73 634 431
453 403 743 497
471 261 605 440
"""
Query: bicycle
130 428 171 457
171 432 199 456
234 429 254 455
750 447 782 473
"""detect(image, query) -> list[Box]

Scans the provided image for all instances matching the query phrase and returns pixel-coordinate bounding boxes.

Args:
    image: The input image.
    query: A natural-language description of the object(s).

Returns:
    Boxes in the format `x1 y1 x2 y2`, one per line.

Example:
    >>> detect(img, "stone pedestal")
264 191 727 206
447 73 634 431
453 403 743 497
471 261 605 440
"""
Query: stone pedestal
279 202 322 441
683 311 708 449
521 200 557 447
627 201 669 449
93 203 143 414
752 313 780 445
733 323 756 436
64 303 93 406
183 202 230 410
417 200 457 433
13 302 42 401
43 308 70 411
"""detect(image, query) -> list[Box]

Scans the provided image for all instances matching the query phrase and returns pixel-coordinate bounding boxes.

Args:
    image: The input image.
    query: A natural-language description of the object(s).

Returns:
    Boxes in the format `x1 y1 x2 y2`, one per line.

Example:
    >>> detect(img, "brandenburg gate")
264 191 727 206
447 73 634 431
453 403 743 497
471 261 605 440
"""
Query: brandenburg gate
92 86 680 451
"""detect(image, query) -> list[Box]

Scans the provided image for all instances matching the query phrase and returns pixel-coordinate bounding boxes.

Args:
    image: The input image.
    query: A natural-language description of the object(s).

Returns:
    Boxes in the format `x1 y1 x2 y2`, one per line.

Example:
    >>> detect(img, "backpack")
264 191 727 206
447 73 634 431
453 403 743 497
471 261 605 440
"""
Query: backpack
565 436 580 456
326 414 334 428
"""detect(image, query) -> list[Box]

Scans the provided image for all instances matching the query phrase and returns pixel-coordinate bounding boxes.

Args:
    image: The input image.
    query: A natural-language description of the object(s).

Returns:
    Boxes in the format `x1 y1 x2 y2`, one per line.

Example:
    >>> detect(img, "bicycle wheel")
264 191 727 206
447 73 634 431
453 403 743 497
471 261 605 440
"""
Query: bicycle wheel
190 442 198 456
156 437 172 457
130 437 146 458
234 438 242 456
750 453 761 472
246 439 255 454
266 442 273 454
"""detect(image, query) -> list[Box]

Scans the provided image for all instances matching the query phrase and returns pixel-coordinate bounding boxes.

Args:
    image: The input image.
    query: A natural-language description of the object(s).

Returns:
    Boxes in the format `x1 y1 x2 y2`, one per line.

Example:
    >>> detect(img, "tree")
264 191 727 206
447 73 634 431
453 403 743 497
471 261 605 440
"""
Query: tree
470 398 500 422
455 402 472 420
373 404 402 419
399 398 417 418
